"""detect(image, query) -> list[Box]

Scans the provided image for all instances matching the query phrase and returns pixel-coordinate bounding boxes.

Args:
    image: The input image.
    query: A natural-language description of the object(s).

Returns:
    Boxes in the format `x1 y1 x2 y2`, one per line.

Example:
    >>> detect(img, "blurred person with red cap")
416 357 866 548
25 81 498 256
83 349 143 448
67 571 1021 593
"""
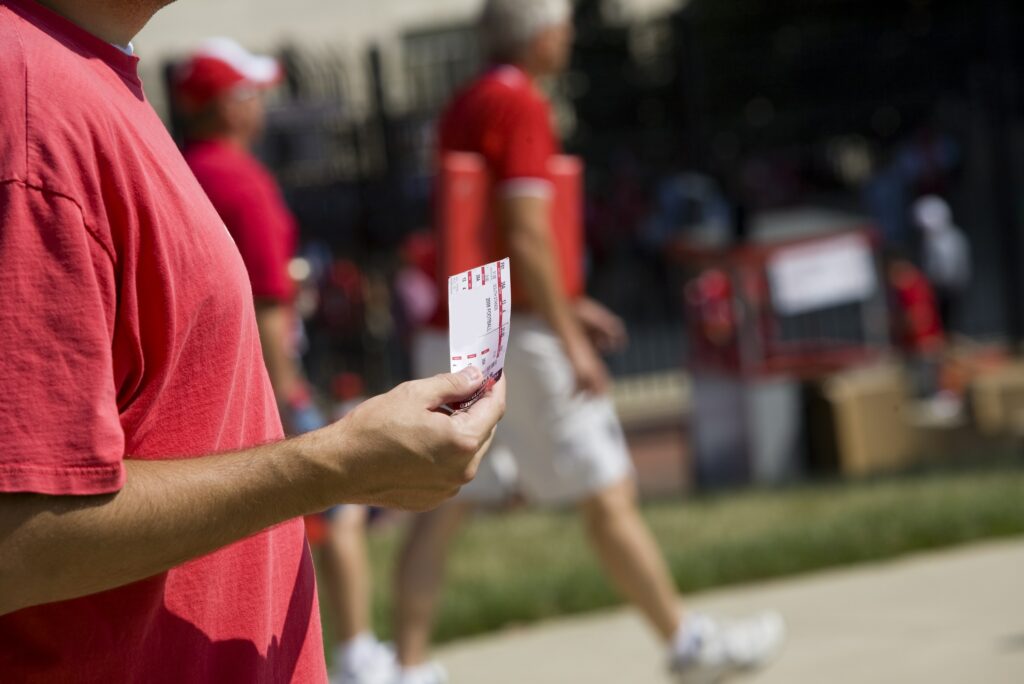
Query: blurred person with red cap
0 1 505 682
393 1 784 683
172 38 397 684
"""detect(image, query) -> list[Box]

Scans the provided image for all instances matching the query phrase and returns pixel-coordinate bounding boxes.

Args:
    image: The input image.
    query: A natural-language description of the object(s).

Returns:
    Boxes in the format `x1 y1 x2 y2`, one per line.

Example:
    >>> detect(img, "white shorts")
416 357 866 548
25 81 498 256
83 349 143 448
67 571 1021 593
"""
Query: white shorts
413 316 634 505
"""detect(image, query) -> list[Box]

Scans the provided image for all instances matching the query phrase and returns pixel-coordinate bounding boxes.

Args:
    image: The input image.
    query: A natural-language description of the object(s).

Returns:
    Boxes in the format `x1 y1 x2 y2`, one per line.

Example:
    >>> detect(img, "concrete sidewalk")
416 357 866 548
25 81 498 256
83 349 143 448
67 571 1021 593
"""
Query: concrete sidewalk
436 539 1024 683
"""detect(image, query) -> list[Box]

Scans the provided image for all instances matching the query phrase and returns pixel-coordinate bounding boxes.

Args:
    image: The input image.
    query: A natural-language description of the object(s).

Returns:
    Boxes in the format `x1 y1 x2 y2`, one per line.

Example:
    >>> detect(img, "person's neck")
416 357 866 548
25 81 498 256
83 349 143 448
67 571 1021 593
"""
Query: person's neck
194 131 253 152
513 55 555 82
513 60 543 81
35 0 161 47
223 131 255 151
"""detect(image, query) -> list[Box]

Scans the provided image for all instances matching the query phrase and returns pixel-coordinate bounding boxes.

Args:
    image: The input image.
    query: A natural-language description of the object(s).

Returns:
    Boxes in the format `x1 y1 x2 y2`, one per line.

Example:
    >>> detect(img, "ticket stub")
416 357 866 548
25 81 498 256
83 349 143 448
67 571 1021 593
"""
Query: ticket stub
444 258 510 413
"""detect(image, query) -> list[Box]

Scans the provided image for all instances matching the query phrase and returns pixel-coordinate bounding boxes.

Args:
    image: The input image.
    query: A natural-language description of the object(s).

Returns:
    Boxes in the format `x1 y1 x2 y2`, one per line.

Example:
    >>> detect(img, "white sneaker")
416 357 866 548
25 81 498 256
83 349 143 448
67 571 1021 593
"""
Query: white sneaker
670 612 785 683
392 661 449 684
329 637 398 684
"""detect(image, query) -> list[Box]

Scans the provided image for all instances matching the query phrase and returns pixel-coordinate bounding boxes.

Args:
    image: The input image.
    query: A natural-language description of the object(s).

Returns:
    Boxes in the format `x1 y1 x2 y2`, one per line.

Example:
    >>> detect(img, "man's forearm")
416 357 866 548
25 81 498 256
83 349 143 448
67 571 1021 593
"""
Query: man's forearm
0 363 506 617
0 435 332 616
501 196 585 347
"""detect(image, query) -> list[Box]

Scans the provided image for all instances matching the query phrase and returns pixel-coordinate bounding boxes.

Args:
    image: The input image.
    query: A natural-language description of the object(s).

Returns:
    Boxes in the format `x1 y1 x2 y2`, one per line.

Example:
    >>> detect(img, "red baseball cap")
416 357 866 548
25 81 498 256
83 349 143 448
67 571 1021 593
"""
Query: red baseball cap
173 37 282 111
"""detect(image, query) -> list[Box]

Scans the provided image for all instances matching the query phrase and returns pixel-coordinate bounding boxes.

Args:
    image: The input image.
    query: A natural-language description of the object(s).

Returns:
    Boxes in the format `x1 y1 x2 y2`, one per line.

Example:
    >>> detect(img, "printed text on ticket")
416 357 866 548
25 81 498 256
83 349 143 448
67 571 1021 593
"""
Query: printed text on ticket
445 257 510 412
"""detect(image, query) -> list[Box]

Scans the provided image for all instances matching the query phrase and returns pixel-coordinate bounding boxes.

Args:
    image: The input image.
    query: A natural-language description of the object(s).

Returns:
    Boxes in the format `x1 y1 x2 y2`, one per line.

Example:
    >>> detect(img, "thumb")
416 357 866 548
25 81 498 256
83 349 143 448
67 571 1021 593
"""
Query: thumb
416 366 485 408
451 375 506 435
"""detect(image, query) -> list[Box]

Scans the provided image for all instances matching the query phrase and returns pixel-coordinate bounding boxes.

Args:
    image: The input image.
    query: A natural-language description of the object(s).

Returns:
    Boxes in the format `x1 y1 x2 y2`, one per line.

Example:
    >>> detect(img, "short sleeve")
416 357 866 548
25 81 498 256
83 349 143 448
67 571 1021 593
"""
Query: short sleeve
219 180 295 303
491 96 556 196
0 181 125 495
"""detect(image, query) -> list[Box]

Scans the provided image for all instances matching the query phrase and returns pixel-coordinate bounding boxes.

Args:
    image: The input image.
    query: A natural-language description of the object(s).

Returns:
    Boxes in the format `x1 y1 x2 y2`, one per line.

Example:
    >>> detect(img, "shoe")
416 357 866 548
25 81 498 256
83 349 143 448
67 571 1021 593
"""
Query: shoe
392 661 449 684
329 638 398 684
670 612 785 683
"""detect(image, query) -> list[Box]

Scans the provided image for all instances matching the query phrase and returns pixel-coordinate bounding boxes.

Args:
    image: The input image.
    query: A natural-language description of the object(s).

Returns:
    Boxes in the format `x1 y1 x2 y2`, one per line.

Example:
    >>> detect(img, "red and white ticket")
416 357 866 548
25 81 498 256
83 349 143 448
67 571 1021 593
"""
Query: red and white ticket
445 258 510 412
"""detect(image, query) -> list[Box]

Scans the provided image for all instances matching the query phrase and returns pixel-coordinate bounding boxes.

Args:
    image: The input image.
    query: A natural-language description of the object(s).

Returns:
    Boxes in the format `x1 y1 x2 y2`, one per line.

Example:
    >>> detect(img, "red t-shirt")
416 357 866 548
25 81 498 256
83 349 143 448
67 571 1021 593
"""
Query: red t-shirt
430 65 568 327
184 139 298 303
0 1 325 681
439 65 559 194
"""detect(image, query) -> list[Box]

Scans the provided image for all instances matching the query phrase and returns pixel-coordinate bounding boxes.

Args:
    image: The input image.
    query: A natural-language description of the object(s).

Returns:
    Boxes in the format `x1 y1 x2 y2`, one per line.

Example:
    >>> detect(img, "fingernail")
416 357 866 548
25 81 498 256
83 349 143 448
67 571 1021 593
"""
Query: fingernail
459 366 483 383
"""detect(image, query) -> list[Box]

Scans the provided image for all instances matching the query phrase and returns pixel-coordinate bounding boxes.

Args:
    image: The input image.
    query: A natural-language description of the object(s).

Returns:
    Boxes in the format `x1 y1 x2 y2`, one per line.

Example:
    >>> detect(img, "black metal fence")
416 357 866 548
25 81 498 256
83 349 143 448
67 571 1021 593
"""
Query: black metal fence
163 0 1024 399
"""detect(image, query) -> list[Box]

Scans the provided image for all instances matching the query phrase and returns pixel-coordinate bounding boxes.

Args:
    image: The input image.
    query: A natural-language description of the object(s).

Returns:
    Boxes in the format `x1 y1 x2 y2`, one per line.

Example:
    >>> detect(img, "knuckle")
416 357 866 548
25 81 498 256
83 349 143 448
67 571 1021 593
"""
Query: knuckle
453 431 480 456
442 422 474 454
392 381 413 400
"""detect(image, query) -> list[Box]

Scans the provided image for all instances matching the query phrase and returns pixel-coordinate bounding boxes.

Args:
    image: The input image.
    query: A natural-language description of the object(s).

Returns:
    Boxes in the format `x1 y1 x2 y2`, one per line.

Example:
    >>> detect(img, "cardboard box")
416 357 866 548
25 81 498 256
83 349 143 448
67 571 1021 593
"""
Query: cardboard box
971 362 1024 436
807 363 916 476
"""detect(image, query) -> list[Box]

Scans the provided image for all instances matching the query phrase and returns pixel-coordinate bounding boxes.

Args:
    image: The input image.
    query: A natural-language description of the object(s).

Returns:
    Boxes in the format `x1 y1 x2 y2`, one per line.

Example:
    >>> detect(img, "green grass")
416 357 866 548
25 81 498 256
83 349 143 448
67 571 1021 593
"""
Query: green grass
322 459 1024 648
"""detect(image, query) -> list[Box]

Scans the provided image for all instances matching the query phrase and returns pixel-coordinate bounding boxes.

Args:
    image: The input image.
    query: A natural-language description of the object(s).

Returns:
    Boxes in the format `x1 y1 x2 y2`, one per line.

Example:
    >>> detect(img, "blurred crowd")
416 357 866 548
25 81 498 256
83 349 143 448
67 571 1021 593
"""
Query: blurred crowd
168 12 992 418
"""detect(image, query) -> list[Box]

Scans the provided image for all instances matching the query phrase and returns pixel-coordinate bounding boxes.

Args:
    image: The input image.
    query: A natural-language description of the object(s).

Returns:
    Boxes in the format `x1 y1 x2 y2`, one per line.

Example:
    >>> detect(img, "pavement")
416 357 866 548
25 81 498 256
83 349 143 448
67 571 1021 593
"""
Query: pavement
435 539 1024 683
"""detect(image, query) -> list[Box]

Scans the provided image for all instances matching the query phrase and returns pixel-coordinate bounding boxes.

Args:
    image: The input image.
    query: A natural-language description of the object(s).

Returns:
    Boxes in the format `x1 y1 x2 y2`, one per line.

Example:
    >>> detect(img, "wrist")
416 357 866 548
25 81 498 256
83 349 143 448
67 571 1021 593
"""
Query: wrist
286 424 356 512
561 324 592 356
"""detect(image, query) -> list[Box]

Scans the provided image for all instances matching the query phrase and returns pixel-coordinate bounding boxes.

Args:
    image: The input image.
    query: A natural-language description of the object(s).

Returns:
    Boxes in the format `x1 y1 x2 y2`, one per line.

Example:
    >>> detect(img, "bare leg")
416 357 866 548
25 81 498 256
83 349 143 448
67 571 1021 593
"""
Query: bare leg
320 505 372 643
580 477 682 641
394 501 474 666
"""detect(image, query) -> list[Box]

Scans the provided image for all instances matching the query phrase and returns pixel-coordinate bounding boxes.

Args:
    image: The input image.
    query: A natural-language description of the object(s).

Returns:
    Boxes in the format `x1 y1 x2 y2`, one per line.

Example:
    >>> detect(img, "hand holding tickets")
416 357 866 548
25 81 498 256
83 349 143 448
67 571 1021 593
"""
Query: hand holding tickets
315 363 503 510
444 258 511 413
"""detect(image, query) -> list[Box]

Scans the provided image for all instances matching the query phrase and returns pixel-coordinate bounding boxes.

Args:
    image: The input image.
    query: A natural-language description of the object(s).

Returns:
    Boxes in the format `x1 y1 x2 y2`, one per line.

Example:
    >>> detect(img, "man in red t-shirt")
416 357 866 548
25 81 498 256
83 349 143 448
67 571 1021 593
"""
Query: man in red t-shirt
174 39 394 684
0 1 504 682
175 39 307 423
393 2 783 683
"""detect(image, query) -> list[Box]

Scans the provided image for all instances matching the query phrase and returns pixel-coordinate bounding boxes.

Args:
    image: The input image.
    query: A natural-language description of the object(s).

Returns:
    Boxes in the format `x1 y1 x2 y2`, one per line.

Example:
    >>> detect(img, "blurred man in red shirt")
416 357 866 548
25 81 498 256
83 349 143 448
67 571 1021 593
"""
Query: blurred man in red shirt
174 39 396 684
393 2 783 683
888 256 944 355
0 2 504 682
887 252 949 403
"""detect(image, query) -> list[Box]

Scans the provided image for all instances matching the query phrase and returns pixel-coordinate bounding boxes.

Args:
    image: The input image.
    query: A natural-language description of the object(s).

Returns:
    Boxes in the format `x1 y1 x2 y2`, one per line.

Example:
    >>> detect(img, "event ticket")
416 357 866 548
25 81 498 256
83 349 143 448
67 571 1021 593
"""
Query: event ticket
444 257 511 413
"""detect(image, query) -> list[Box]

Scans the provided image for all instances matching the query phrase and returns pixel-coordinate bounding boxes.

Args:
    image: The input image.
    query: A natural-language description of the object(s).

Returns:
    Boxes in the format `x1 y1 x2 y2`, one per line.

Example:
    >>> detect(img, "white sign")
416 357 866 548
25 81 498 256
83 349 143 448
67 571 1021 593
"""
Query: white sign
767 235 876 315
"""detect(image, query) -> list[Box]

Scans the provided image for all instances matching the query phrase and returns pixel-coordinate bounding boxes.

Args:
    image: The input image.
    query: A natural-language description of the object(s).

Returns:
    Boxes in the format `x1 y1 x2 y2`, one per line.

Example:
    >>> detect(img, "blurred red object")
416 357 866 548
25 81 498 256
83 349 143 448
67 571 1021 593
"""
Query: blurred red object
401 230 437 275
397 232 441 325
888 259 944 354
432 152 584 324
331 372 365 402
672 225 888 379
319 258 365 331
686 268 737 347
303 514 328 546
